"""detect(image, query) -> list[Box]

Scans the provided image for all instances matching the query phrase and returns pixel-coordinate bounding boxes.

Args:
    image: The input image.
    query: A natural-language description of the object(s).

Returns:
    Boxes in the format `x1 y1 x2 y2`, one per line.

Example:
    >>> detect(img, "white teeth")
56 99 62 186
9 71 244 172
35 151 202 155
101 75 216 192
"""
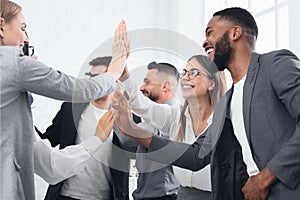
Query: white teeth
207 48 213 54
182 85 193 89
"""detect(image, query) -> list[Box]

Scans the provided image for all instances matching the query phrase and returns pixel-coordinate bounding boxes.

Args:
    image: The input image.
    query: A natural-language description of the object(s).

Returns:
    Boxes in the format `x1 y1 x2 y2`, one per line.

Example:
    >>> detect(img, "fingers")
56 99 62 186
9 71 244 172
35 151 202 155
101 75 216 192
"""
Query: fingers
111 109 118 119
121 20 130 58
95 110 115 141
113 20 129 55
114 24 120 44
112 90 128 110
114 20 126 45
99 110 114 124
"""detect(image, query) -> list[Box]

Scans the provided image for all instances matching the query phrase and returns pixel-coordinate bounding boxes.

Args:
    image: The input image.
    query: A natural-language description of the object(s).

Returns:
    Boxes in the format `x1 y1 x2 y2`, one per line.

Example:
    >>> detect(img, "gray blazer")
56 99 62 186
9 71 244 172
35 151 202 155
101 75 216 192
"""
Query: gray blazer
0 46 116 200
146 49 300 199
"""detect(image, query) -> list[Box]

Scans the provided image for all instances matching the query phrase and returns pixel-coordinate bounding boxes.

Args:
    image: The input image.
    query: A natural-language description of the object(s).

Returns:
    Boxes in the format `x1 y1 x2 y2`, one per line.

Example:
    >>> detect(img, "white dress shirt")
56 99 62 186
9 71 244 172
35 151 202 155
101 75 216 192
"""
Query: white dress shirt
173 108 212 191
33 129 102 185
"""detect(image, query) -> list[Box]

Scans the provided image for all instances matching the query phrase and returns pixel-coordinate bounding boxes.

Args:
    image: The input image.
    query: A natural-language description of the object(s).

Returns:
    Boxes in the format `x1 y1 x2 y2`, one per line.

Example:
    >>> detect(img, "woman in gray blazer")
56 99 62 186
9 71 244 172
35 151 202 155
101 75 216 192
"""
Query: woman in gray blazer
0 1 127 199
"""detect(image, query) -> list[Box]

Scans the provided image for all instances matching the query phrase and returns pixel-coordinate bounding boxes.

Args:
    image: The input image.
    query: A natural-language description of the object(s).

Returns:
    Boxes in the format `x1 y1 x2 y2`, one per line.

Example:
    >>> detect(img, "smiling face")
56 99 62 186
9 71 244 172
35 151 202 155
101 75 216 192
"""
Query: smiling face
0 11 28 48
140 69 163 102
202 16 234 71
180 58 213 101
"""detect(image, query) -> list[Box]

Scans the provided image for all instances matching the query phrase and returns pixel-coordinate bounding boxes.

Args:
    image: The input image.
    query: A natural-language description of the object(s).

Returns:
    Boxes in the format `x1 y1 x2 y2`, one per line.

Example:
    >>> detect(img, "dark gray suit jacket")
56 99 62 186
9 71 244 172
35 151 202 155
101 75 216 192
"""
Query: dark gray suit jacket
146 49 300 200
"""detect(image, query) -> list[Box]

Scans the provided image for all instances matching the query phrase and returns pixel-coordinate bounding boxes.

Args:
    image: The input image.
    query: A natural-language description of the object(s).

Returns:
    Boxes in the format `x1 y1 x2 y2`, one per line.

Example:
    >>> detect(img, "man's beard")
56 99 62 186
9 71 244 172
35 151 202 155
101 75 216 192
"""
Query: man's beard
213 31 233 71
141 89 159 102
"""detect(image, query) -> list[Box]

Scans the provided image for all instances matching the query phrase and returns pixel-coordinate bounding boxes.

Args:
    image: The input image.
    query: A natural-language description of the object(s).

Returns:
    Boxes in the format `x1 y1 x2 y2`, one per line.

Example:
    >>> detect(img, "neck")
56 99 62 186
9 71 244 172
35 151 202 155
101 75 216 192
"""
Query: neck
188 97 213 122
187 97 213 137
228 52 252 83
156 93 175 104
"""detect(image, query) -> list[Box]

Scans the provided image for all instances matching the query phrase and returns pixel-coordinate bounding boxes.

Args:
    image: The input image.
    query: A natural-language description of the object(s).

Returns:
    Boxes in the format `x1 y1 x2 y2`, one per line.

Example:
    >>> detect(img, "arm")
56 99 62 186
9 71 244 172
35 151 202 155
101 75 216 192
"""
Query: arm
114 123 140 147
266 50 300 188
242 50 300 199
119 74 180 133
34 133 101 185
34 110 115 184
15 57 116 102
14 21 130 102
112 89 211 171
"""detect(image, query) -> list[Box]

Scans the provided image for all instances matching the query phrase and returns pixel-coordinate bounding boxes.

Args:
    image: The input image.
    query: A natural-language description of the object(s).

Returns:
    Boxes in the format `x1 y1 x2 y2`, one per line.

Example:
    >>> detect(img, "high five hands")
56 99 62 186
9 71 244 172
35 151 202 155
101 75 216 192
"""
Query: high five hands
107 20 130 80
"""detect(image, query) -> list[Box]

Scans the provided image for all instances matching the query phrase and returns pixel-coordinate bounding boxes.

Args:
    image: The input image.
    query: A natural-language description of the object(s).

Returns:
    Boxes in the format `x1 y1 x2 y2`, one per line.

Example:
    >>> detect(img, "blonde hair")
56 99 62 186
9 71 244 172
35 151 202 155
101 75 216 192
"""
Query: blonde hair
0 0 22 45
175 55 226 142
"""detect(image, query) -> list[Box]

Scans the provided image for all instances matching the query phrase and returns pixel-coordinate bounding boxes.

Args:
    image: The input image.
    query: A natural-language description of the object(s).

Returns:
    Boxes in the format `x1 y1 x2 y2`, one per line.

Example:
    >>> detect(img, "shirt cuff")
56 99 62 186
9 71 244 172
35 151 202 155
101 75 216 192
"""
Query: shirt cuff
81 136 102 153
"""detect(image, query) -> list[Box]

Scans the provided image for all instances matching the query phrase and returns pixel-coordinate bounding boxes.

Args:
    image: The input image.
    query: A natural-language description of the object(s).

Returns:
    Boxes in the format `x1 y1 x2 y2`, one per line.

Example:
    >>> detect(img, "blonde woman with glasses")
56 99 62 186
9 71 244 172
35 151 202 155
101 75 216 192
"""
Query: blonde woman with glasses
117 54 226 199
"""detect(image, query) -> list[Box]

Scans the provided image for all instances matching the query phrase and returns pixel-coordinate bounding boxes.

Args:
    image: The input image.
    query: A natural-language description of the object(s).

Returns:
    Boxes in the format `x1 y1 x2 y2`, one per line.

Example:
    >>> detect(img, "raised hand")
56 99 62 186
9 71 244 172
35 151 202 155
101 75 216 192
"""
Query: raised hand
107 20 129 80
94 110 115 142
112 90 153 147
111 90 134 135
122 20 130 59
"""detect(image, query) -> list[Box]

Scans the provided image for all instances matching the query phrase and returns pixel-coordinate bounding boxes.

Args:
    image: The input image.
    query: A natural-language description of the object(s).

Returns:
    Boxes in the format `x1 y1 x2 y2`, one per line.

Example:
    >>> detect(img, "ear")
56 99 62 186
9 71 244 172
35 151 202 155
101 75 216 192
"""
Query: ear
162 81 171 91
208 80 215 91
231 26 242 41
0 18 5 38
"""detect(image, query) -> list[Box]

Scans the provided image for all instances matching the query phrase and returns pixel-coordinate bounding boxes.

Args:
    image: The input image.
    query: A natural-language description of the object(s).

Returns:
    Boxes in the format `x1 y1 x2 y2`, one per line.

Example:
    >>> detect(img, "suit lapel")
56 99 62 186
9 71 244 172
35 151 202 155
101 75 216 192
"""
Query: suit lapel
243 53 260 141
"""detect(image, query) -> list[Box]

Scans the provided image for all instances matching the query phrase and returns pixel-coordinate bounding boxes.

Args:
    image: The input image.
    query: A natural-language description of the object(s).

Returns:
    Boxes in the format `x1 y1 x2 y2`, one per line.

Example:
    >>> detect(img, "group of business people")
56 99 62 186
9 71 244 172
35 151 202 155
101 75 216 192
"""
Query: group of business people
1 0 300 200
111 6 300 200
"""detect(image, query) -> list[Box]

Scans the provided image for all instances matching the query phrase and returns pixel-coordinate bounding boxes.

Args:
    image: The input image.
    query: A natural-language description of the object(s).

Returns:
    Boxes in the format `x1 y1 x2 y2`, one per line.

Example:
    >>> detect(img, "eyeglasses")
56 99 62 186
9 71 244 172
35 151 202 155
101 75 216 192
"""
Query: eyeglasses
85 72 100 77
179 68 212 80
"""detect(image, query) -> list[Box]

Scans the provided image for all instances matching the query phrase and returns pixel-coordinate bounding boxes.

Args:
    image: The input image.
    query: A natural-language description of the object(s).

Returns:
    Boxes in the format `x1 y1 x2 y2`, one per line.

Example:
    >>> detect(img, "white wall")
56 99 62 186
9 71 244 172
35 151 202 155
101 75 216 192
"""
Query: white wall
13 0 182 131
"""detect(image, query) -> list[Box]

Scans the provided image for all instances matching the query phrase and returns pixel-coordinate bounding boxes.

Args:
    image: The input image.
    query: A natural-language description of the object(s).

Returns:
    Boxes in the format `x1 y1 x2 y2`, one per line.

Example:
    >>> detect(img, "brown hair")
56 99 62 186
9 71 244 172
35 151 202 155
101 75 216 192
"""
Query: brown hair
0 0 22 22
0 0 22 45
175 55 226 142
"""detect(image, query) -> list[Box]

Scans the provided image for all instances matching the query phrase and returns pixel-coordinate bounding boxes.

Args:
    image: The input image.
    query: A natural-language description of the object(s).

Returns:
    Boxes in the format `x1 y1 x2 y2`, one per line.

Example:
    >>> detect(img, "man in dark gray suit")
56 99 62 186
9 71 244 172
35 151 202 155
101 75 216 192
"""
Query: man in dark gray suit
111 7 300 200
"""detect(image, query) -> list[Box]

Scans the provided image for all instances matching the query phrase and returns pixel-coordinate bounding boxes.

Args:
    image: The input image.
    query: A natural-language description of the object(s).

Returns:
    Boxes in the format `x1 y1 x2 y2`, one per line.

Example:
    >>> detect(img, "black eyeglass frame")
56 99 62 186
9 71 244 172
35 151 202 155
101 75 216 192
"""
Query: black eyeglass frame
180 68 213 80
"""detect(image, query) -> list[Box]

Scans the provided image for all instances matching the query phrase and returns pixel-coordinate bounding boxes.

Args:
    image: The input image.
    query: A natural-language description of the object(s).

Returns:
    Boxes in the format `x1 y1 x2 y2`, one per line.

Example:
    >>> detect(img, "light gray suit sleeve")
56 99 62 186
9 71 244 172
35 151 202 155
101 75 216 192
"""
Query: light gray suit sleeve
15 56 116 102
267 50 300 189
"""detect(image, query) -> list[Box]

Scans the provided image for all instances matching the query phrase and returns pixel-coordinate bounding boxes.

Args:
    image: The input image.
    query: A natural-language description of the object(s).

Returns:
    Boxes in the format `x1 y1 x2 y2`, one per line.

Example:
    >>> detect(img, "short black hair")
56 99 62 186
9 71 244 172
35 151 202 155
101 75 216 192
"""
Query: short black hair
213 7 258 39
147 62 179 81
88 56 112 67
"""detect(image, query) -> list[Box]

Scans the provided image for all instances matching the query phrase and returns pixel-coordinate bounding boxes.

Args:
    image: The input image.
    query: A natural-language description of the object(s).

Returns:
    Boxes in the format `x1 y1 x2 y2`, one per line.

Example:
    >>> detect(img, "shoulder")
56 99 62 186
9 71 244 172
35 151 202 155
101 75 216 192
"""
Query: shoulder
260 49 299 61
0 46 23 55
0 46 23 65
